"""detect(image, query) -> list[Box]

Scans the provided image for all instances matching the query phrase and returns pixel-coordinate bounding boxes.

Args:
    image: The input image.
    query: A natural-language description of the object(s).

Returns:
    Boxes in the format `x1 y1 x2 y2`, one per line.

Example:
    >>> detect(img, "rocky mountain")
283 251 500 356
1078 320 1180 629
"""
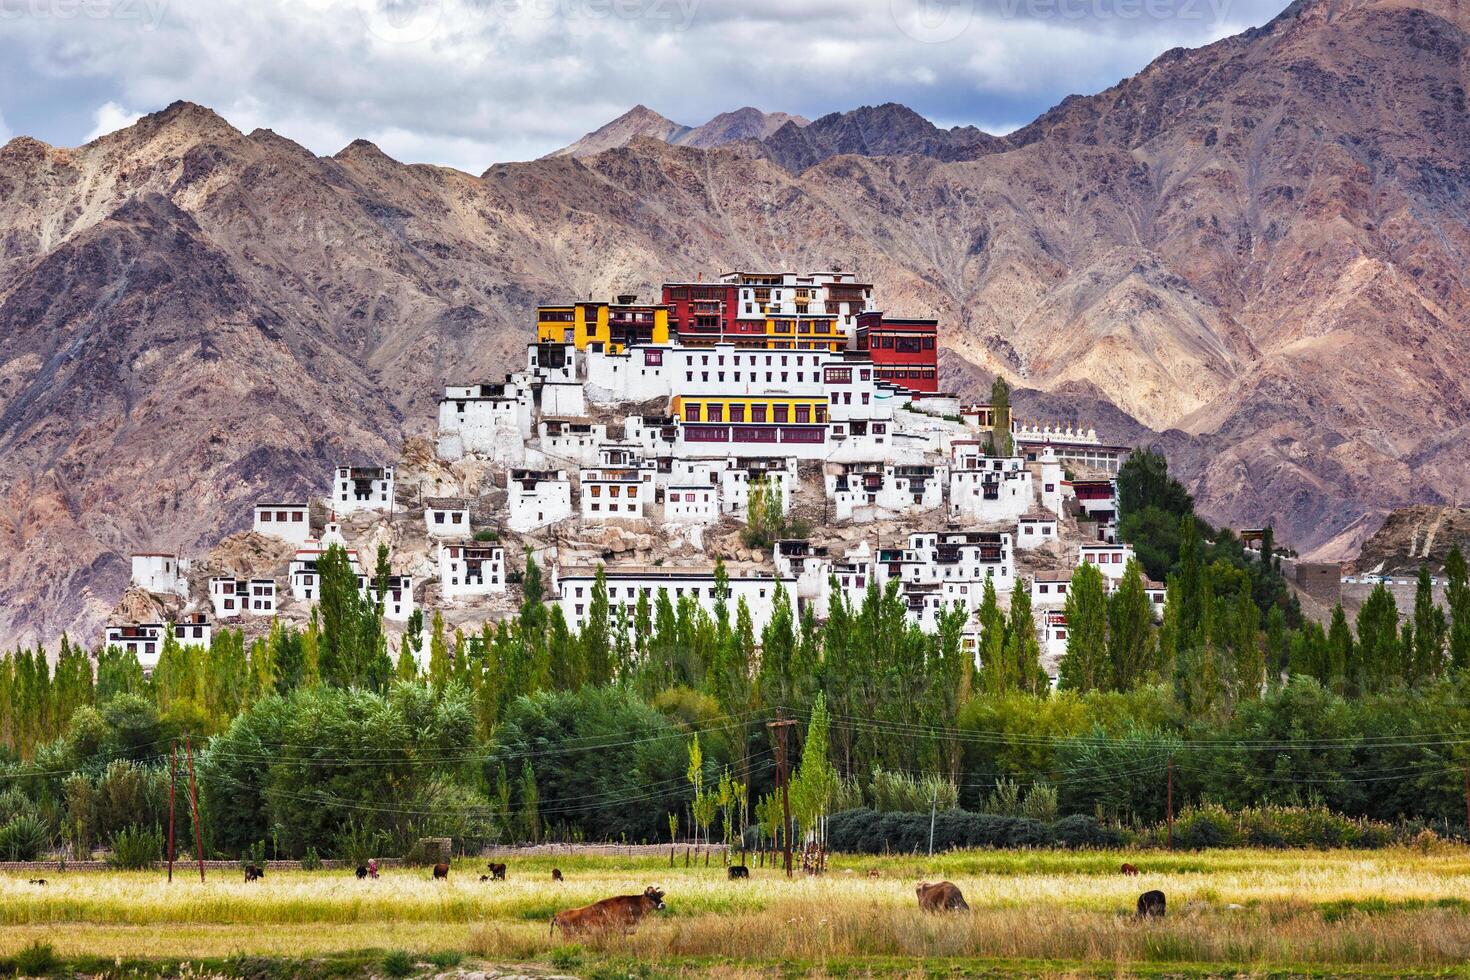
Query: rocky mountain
547 105 807 158
1353 506 1470 575
758 103 1007 171
679 108 810 149
1 0 1468 649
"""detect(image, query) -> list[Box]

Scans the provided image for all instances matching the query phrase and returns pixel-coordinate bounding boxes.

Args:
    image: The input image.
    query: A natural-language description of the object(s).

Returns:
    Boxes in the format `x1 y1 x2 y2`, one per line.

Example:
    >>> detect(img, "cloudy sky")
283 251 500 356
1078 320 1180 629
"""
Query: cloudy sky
0 0 1285 172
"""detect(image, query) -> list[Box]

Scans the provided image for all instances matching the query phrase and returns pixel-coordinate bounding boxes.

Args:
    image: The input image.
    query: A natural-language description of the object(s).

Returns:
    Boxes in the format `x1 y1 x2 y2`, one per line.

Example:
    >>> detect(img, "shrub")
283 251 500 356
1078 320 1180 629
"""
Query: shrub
826 807 1122 853
1172 804 1236 850
1050 815 1123 849
11 941 57 976
473 529 498 542
300 846 322 870
107 824 162 869
0 813 50 861
381 950 415 978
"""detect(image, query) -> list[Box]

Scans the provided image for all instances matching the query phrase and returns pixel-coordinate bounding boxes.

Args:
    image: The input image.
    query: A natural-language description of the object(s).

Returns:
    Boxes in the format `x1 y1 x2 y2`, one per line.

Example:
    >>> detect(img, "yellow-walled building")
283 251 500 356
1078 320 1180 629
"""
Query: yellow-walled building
537 298 670 353
671 395 830 426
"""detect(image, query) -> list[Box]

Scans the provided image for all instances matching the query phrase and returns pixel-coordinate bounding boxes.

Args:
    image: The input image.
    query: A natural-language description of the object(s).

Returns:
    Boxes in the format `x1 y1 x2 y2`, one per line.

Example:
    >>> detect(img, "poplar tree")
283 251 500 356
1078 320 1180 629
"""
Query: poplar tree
1354 585 1400 693
1229 585 1264 699
1058 563 1109 691
1004 586 1047 694
1325 604 1352 690
975 577 1009 693
1446 544 1470 671
1264 606 1289 683
988 376 1013 457
1107 559 1156 691
581 564 612 685
1412 565 1447 682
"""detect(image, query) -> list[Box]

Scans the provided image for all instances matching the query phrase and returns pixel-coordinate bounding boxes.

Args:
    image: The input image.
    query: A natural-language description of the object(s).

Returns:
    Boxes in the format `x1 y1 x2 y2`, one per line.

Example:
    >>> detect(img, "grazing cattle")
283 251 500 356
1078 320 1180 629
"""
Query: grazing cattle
552 868 564 882
479 875 490 882
1121 863 1140 876
244 864 264 882
1137 890 1166 918
486 861 507 881
915 881 969 912
727 865 749 880
27 879 45 886
551 886 666 936
432 863 449 880
867 869 881 879
356 865 368 880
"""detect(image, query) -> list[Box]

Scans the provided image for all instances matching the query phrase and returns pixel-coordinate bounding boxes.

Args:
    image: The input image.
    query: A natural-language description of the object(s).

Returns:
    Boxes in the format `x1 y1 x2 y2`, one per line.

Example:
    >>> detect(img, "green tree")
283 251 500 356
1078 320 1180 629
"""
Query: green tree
1412 565 1447 682
988 376 1013 457
1354 584 1400 694
1058 563 1109 691
1446 545 1470 671
1107 559 1157 691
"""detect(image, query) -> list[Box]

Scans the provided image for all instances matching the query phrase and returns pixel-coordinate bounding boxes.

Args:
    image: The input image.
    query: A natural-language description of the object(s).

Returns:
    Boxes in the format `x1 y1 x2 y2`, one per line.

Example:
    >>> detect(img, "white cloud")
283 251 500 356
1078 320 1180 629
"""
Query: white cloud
86 102 144 142
0 0 1284 170
0 109 11 145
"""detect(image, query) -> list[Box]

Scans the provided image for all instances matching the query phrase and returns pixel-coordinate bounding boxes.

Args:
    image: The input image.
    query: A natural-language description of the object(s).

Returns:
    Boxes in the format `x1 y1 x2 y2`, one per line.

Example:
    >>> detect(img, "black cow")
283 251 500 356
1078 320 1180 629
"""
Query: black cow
27 879 46 886
356 865 369 880
432 863 450 880
727 865 749 880
1137 890 1166 918
244 864 264 882
552 868 563 882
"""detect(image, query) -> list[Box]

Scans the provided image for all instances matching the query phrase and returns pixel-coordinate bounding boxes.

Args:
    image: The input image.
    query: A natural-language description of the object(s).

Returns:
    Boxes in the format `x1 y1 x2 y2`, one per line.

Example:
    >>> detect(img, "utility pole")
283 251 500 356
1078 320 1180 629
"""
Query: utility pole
1166 756 1175 850
1463 768 1469 837
186 735 205 882
927 788 938 857
768 708 798 878
167 741 177 882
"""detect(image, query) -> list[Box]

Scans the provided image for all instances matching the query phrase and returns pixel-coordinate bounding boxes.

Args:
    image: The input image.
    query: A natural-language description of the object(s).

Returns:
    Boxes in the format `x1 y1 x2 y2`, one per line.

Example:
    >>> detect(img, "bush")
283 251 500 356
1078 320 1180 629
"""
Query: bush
300 846 322 870
0 814 50 861
472 529 498 542
825 807 1122 853
381 950 415 978
11 941 57 976
1172 804 1236 850
108 824 162 869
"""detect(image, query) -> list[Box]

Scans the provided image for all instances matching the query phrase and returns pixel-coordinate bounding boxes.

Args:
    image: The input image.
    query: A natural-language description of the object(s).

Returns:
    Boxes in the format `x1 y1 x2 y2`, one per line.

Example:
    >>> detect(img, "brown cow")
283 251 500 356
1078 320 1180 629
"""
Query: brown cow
551 886 666 936
486 861 507 880
551 868 563 882
915 881 969 912
432 863 450 880
1121 863 1140 876
1137 890 1166 918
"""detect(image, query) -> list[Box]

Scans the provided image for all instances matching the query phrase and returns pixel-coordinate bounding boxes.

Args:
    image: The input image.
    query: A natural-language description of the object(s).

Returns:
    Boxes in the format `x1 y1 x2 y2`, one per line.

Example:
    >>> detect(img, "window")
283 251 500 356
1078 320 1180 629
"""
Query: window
795 405 810 423
774 405 789 423
731 404 746 422
708 404 724 422
752 405 768 423
685 403 701 422
644 349 663 366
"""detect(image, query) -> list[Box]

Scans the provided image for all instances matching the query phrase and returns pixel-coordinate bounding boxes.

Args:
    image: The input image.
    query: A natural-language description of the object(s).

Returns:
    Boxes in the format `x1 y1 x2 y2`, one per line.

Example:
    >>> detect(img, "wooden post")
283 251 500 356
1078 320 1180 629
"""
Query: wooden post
1463 768 1469 837
167 741 177 882
768 708 798 878
1166 756 1175 850
186 735 205 882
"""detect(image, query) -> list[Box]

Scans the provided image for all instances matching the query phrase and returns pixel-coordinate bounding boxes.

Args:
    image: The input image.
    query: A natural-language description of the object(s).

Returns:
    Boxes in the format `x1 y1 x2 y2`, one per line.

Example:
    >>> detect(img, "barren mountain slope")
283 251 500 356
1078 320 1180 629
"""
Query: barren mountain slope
0 0 1467 649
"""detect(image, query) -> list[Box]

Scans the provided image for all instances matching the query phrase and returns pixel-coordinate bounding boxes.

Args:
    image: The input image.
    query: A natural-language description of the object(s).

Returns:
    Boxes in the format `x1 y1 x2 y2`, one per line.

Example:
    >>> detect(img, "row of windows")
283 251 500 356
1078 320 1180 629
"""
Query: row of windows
683 403 827 424
587 484 639 498
257 511 306 523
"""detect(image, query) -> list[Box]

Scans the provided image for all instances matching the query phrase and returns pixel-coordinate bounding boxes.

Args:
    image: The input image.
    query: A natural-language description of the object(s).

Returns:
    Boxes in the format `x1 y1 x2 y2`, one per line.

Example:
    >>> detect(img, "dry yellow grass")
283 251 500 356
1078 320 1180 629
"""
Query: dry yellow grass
6 849 1470 972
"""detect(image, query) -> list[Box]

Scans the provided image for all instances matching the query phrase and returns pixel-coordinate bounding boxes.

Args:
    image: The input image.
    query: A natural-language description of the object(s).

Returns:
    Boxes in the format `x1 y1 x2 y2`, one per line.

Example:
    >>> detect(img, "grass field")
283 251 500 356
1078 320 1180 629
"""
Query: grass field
8 848 1470 976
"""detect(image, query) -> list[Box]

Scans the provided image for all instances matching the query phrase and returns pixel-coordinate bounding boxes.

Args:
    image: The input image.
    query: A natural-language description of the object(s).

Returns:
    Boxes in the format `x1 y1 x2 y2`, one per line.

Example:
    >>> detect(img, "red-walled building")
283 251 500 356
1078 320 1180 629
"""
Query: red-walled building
661 282 770 345
855 312 939 393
